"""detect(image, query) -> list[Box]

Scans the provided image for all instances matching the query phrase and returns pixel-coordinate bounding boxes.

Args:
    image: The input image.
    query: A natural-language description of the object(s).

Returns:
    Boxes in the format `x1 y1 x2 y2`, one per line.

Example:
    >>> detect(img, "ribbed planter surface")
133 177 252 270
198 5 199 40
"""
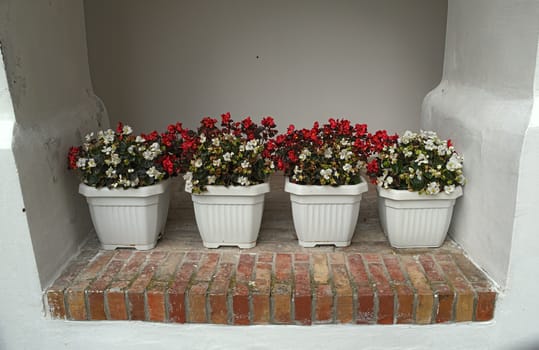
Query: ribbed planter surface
285 178 368 247
79 180 171 250
188 183 270 248
377 186 463 248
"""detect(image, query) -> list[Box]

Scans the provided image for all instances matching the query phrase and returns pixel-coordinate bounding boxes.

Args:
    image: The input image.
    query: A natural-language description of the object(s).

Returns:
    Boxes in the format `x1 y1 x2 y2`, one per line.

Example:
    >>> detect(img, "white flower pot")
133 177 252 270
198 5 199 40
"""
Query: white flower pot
284 178 368 247
79 180 171 250
187 183 270 248
377 186 463 248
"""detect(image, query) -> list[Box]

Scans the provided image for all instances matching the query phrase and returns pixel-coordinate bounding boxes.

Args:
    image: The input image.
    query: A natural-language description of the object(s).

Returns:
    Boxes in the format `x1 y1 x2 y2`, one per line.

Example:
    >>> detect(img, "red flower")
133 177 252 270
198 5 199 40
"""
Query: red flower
162 156 175 175
261 116 276 128
355 123 367 136
288 150 298 162
202 117 217 129
367 159 379 175
242 116 253 129
67 146 80 169
329 118 338 129
221 112 231 125
287 124 295 135
116 122 124 134
447 139 453 148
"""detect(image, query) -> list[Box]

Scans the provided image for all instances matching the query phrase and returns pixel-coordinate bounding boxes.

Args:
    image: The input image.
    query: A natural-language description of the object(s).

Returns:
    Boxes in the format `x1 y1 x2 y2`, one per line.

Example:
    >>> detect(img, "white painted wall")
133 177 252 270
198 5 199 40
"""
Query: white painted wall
1 1 539 349
84 0 447 134
422 0 539 287
0 0 109 288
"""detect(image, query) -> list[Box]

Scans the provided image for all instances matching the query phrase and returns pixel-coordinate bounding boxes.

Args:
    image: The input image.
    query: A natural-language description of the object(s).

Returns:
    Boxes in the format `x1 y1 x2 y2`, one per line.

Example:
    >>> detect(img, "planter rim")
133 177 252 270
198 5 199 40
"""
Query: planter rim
187 182 270 196
284 177 368 196
377 185 463 200
79 179 170 198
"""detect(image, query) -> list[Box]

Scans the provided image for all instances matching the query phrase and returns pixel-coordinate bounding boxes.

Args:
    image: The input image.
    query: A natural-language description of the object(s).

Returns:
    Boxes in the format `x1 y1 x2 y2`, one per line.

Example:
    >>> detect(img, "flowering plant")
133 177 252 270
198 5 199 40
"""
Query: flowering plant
68 122 189 189
366 130 466 195
183 113 278 193
274 118 396 185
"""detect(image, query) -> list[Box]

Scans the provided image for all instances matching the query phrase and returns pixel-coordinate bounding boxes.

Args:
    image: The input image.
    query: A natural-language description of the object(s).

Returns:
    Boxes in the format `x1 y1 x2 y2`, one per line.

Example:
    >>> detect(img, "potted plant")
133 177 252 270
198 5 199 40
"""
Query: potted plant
274 118 395 247
183 113 278 248
68 122 188 250
367 130 466 248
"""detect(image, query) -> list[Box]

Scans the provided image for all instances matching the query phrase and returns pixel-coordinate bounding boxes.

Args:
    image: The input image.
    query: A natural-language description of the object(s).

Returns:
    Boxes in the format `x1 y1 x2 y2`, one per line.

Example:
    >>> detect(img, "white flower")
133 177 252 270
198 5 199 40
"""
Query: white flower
400 130 416 144
343 163 352 172
246 139 258 151
194 158 203 168
212 138 220 147
386 176 393 185
223 152 234 162
320 168 333 180
437 144 448 156
324 147 333 158
241 160 251 168
103 129 115 144
128 145 135 155
135 136 146 143
213 158 221 167
446 154 463 171
105 166 116 178
87 159 96 168
207 175 216 185
404 150 413 158
444 185 456 194
294 165 302 175
339 149 352 160
456 174 466 185
128 168 134 173
183 172 193 182
110 153 121 166
122 125 133 135
146 166 162 179
76 158 87 169
84 132 94 142
340 139 351 146
426 182 440 195
415 153 429 166
424 139 436 151
150 142 161 153
299 148 311 161
102 146 112 155
143 149 155 160
237 176 249 186
199 133 207 144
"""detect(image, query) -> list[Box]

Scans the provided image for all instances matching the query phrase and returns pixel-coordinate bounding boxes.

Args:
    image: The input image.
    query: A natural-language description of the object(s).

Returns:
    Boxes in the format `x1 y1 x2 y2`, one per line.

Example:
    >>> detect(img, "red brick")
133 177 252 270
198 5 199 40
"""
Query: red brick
365 257 394 324
208 263 234 324
77 251 115 280
395 284 414 324
419 254 445 283
474 283 496 321
331 264 353 323
65 281 89 320
168 261 197 323
313 253 329 284
195 253 220 282
147 281 167 322
87 260 124 320
112 249 133 261
116 251 147 280
236 254 255 282
432 283 454 323
232 283 250 325
252 262 272 324
46 290 66 319
294 263 312 325
294 253 310 263
357 285 375 324
106 280 129 320
189 281 209 323
402 256 434 324
434 254 474 322
347 254 369 284
128 262 161 320
275 253 292 282
154 252 184 281
315 284 333 323
272 283 292 323
382 255 407 283
257 252 274 263
185 251 202 261
328 253 346 265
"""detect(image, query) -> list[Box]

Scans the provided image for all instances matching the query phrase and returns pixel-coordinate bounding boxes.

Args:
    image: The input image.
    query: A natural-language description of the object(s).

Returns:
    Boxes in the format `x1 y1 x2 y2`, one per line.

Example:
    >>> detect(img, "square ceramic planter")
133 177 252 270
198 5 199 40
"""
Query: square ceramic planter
377 186 463 248
187 183 270 248
79 180 171 250
284 178 368 247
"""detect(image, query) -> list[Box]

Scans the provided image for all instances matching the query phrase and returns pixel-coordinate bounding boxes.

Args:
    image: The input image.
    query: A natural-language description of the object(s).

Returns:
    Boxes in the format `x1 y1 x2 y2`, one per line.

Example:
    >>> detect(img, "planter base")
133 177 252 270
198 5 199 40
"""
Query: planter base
79 180 171 251
377 186 463 248
285 178 368 247
188 183 270 249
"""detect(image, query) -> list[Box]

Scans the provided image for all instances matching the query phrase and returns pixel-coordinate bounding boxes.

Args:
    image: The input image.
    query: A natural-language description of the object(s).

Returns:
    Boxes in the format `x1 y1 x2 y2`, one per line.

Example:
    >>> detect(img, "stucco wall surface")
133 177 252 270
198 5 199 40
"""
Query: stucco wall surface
0 0 109 288
422 0 539 287
84 0 447 134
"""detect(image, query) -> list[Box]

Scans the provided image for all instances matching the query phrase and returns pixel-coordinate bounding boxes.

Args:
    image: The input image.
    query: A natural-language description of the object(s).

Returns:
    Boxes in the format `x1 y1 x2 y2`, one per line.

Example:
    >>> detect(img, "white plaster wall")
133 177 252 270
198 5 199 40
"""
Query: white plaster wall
0 0 109 288
84 0 447 134
1 1 539 349
422 0 539 287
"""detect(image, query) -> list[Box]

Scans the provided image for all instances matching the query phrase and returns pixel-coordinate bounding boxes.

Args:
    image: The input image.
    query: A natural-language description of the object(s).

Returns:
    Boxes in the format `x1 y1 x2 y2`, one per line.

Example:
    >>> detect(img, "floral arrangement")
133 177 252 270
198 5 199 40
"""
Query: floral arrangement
274 118 396 186
366 130 466 195
68 122 189 189
183 113 278 193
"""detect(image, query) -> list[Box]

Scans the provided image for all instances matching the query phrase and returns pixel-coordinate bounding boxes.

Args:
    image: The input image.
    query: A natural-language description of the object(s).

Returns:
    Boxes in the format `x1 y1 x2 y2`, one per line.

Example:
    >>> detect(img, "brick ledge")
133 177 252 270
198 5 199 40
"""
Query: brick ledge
46 250 496 325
